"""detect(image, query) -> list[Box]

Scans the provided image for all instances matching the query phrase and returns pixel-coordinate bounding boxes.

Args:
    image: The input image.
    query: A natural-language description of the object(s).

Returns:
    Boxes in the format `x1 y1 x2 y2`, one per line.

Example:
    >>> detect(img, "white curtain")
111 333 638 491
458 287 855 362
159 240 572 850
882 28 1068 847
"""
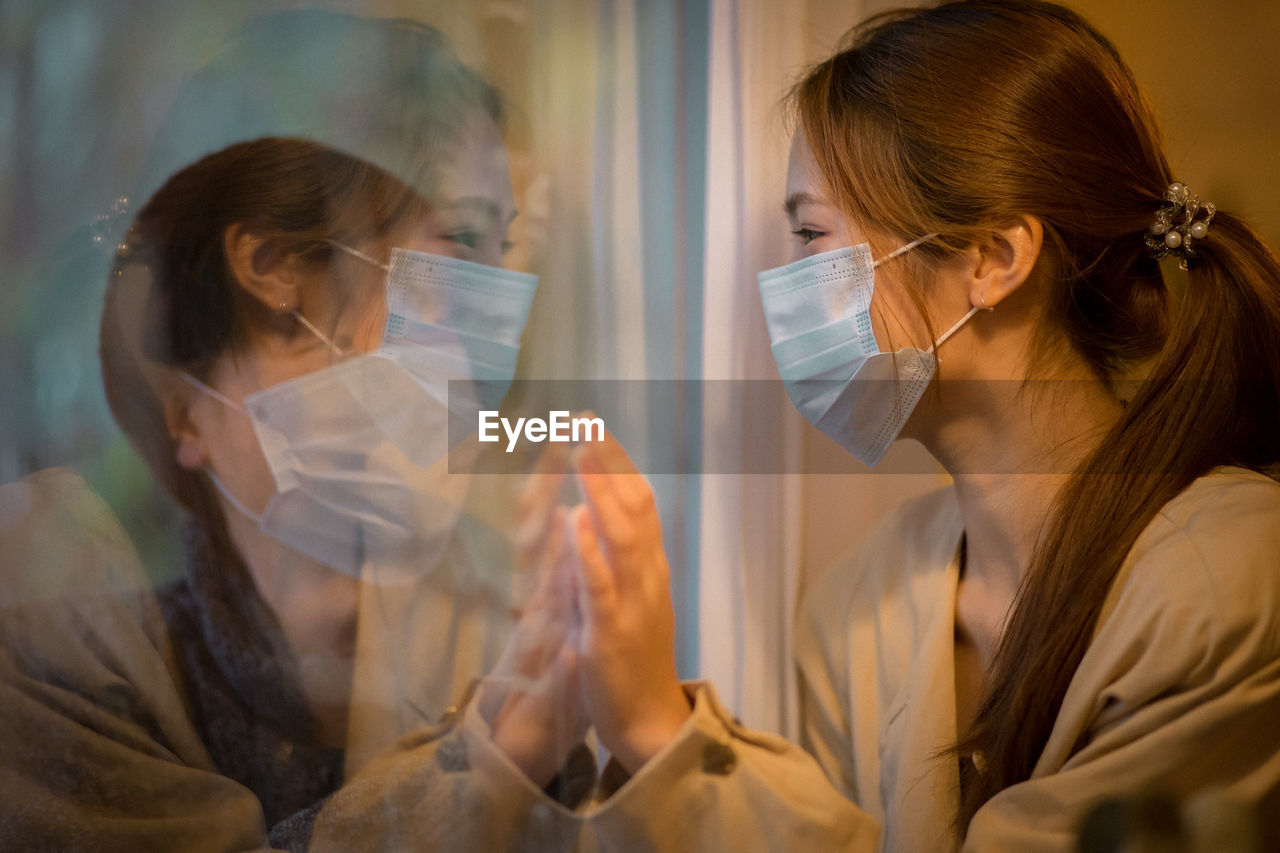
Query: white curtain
696 0 949 738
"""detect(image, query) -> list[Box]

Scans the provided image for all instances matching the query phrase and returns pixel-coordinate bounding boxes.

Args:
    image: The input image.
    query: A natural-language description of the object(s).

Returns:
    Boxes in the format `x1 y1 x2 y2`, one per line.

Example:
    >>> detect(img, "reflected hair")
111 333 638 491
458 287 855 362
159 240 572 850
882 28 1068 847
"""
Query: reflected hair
100 138 434 513
790 0 1280 835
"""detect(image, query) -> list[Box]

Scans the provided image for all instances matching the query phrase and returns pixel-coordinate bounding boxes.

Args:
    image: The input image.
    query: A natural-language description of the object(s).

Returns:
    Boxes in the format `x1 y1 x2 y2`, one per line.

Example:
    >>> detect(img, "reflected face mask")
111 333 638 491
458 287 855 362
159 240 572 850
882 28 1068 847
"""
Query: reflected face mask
757 237 976 467
337 242 537 412
187 246 537 585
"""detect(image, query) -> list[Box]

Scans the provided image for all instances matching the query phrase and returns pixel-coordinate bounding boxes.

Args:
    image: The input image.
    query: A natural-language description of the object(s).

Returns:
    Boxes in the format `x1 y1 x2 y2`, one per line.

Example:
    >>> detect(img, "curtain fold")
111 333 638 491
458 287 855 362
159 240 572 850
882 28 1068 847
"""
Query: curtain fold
699 0 821 739
697 0 916 738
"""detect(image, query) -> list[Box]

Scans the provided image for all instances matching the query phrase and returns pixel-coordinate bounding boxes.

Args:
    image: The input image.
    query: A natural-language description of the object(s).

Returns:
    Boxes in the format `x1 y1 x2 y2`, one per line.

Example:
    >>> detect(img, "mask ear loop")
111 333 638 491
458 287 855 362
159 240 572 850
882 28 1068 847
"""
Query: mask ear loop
871 232 938 269
293 311 346 357
316 239 396 358
175 372 266 525
328 239 392 272
179 371 246 413
865 232 982 359
927 305 981 357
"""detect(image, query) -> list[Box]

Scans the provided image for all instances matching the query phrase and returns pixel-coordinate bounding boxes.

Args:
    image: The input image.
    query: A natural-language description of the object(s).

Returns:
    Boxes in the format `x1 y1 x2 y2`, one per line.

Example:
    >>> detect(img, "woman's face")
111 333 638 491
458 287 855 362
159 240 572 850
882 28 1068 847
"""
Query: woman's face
782 131 983 440
783 131 935 355
174 119 517 725
432 109 518 269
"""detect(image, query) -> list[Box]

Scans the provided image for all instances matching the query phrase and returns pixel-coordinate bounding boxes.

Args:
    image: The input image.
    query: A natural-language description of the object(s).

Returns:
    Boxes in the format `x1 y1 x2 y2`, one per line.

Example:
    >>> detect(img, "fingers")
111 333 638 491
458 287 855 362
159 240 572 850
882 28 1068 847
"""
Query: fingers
575 430 651 509
482 582 577 722
547 508 579 608
523 504 567 594
514 443 570 581
497 522 578 676
489 638 585 786
572 503 617 627
574 422 635 475
574 434 666 598
518 442 569 521
519 534 560 617
528 507 580 629
575 439 659 542
550 643 585 745
513 443 573 612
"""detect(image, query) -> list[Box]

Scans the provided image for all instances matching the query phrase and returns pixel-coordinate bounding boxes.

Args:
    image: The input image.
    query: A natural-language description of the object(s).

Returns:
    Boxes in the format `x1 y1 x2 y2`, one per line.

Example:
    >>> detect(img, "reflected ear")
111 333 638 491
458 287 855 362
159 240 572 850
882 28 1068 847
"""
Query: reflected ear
162 381 207 471
967 215 1043 310
224 223 302 314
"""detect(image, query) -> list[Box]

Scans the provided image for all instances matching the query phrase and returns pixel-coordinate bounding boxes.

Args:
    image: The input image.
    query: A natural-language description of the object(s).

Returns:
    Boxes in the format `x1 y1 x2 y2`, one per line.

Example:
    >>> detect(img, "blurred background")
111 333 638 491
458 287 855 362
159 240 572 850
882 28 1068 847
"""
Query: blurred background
2 0 1277 737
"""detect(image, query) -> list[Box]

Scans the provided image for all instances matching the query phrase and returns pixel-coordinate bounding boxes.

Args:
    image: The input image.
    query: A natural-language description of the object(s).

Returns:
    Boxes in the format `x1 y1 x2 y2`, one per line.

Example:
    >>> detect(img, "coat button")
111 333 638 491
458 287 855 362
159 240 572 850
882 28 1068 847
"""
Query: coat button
436 735 470 773
701 742 736 776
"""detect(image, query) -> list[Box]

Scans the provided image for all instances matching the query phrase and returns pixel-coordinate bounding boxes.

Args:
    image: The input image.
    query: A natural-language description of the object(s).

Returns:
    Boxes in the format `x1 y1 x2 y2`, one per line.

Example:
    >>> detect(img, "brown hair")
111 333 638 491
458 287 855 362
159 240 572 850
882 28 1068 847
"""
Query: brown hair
101 13 504 529
791 0 1280 833
99 138 435 514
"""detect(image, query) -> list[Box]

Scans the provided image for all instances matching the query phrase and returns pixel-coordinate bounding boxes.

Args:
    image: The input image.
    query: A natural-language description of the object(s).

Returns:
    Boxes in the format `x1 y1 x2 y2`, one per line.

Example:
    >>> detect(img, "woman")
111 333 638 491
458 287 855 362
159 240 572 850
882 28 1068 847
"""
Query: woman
562 1 1280 850
0 12 596 849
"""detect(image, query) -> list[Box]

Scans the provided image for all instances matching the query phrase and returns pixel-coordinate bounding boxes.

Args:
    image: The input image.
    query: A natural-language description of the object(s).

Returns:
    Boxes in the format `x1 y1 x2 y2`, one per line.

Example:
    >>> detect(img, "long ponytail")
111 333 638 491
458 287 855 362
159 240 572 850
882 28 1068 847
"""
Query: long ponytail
960 211 1280 827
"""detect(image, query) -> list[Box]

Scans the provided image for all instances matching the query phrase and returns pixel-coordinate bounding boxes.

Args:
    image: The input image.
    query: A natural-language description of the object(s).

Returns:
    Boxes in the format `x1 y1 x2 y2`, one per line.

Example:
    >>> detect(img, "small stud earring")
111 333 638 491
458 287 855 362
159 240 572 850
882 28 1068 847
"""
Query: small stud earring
979 294 995 312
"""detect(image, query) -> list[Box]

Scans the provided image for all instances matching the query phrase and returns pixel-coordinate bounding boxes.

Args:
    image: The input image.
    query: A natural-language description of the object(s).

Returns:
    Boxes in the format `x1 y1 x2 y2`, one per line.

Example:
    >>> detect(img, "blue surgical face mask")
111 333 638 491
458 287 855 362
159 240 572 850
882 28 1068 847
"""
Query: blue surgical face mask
183 245 537 587
757 236 978 467
332 242 536 413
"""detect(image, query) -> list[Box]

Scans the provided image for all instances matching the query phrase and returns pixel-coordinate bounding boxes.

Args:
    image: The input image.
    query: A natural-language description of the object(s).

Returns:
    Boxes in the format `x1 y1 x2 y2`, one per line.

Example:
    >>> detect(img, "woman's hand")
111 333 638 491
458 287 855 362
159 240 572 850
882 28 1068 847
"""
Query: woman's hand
511 443 570 614
478 451 584 786
571 432 691 774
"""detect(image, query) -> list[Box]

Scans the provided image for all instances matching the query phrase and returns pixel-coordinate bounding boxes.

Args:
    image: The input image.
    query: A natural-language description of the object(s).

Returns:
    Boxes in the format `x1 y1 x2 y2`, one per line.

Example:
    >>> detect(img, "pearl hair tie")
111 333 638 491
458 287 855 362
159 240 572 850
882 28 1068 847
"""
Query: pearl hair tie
1145 181 1215 270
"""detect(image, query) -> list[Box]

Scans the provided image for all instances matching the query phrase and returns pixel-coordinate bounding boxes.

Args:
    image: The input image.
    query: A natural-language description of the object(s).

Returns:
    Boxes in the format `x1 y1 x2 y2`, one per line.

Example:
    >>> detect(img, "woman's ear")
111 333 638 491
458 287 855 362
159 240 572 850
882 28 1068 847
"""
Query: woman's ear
967 215 1043 310
163 389 208 471
224 223 302 313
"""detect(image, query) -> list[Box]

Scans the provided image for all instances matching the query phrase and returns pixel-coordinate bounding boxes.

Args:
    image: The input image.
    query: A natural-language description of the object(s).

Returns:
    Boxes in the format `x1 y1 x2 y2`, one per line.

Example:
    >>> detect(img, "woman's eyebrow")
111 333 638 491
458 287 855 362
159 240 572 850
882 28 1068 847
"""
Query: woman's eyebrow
784 191 823 217
442 197 518 225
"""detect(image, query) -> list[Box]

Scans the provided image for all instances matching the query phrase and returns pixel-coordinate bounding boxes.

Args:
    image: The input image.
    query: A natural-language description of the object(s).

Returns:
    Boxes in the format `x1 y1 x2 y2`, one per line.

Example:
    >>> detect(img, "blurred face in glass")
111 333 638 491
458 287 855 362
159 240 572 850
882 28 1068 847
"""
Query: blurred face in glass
433 109 518 269
172 114 517 733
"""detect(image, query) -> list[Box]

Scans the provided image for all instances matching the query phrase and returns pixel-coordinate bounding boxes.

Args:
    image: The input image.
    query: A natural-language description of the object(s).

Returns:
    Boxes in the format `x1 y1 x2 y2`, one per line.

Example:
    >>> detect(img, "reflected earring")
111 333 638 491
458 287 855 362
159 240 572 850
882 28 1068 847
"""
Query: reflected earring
979 294 996 312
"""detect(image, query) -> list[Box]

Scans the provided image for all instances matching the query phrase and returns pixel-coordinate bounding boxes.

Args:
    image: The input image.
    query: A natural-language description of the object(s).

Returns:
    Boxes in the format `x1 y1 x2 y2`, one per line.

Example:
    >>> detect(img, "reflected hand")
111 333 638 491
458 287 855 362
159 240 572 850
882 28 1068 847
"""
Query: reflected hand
478 506 585 787
571 432 691 774
511 443 570 614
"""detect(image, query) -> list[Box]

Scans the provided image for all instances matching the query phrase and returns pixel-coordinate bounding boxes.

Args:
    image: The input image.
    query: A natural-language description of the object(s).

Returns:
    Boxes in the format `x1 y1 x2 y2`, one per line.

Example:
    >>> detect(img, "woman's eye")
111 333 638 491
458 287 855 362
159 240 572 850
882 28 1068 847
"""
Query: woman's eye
791 227 824 245
445 229 482 250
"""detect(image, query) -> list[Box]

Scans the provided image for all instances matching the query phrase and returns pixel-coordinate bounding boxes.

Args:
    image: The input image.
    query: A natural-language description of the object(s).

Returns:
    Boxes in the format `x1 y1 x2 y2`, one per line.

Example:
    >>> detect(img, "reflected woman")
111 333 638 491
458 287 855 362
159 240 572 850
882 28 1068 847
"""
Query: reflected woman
0 12 586 850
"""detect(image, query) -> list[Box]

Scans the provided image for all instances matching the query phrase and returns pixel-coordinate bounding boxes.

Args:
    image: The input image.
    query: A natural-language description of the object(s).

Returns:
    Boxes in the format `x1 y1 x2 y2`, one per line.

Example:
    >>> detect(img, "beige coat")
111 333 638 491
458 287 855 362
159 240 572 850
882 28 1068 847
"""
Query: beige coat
795 466 1280 851
310 679 878 851
0 590 875 850
0 534 872 851
7 467 1277 850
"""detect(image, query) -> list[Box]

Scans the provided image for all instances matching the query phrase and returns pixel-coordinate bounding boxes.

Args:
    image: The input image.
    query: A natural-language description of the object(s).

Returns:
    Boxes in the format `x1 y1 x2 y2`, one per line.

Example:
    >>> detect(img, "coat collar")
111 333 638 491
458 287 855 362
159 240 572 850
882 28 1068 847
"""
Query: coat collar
878 531 964 851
